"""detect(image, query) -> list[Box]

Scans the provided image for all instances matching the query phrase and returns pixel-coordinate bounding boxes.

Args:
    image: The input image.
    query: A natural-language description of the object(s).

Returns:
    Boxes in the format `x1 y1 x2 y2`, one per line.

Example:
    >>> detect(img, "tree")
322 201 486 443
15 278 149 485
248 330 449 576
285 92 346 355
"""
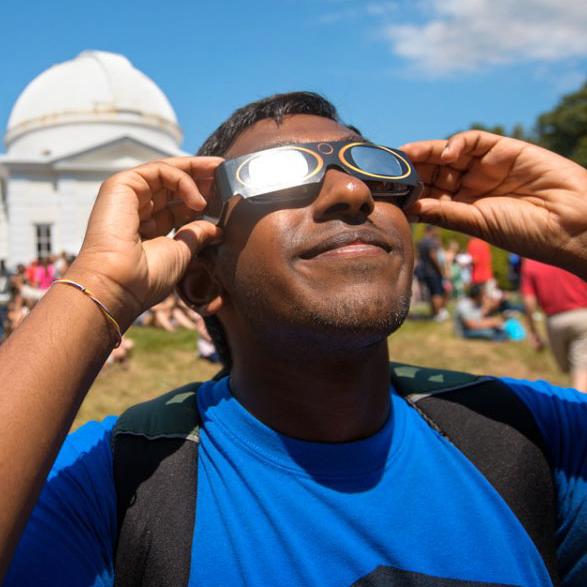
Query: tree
469 122 507 136
464 122 530 142
536 82 587 167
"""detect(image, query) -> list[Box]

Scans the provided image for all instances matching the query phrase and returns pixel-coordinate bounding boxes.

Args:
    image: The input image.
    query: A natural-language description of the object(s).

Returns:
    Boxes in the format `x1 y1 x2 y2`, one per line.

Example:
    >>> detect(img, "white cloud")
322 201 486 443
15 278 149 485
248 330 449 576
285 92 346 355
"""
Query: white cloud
383 0 587 76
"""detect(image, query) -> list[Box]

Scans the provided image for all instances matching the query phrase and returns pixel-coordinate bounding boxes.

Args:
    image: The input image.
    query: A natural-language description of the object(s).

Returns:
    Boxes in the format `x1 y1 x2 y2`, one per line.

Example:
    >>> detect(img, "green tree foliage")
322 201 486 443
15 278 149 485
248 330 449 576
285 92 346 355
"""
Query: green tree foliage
536 81 587 167
466 122 529 142
469 122 507 136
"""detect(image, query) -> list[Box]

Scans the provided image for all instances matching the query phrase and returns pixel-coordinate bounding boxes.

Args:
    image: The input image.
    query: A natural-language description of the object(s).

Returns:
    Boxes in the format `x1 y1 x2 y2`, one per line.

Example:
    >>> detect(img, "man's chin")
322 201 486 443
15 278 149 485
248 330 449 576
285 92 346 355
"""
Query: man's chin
298 294 411 347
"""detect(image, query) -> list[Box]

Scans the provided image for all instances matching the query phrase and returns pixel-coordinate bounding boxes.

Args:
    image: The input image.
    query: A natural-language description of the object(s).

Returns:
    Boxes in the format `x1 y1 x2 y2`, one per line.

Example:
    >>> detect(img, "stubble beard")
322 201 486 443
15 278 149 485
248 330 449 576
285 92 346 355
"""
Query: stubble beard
234 271 412 355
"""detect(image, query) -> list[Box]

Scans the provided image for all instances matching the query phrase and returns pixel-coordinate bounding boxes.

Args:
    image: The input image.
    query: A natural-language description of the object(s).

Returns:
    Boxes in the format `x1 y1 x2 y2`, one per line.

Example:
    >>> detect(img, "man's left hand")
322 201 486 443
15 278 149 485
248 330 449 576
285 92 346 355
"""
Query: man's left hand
401 131 587 278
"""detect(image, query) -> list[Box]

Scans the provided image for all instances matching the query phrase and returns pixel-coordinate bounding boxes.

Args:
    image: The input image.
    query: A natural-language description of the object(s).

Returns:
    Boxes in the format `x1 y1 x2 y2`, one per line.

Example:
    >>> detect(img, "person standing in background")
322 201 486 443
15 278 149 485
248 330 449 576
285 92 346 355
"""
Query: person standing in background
467 237 494 291
24 259 38 287
507 253 522 290
416 225 449 321
33 258 55 292
521 258 587 392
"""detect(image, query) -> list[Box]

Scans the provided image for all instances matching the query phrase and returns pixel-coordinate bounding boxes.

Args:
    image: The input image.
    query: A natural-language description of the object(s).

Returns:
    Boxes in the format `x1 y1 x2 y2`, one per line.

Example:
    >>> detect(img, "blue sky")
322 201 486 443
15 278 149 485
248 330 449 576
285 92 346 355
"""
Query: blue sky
1 0 586 153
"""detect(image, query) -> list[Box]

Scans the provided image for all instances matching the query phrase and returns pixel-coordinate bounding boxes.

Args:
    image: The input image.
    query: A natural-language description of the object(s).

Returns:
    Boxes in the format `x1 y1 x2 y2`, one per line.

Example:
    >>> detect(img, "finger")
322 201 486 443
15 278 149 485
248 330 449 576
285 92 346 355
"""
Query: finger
195 177 214 198
400 140 448 164
406 197 488 236
402 140 475 172
139 161 206 210
98 162 205 220
175 219 223 248
141 221 223 295
138 199 155 221
155 156 224 181
172 221 224 273
141 196 209 238
133 158 222 211
140 198 208 239
412 163 438 185
425 185 486 205
139 206 175 239
168 199 201 228
149 189 171 215
434 166 463 193
442 130 510 162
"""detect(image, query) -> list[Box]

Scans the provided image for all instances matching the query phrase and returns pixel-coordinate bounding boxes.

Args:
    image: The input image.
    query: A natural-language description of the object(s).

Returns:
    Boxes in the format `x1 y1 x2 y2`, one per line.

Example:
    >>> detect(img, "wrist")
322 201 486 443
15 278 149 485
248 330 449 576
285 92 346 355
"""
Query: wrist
63 262 142 332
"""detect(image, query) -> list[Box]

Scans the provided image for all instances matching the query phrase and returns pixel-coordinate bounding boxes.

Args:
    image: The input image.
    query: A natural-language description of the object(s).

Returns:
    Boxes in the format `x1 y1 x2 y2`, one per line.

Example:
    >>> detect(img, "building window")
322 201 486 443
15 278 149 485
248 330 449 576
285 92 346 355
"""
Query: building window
35 224 52 259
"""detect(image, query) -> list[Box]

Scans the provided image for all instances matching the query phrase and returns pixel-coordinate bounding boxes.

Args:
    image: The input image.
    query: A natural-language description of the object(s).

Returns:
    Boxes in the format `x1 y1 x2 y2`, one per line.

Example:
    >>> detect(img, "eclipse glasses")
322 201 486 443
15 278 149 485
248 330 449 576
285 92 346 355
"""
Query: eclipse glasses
212 140 423 216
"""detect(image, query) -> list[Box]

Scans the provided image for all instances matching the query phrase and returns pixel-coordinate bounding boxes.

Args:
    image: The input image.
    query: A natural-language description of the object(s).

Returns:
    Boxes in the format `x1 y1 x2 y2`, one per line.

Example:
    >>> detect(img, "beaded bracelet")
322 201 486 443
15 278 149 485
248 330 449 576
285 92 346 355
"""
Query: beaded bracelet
53 279 122 348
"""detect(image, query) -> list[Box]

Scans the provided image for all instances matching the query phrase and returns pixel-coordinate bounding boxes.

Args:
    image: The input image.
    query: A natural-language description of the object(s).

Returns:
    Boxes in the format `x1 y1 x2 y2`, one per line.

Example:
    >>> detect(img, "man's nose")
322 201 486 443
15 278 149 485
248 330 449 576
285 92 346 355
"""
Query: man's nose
311 169 374 222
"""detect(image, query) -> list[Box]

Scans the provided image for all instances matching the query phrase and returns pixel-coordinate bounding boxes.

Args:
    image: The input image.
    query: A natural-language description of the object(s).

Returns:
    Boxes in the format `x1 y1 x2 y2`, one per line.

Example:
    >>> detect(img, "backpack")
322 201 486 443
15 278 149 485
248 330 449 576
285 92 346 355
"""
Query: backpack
111 362 558 587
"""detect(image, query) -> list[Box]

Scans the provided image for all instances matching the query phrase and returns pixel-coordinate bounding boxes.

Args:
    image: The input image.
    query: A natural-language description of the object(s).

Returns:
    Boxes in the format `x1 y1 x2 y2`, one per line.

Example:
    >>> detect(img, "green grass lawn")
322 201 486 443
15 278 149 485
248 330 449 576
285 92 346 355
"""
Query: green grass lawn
73 316 570 430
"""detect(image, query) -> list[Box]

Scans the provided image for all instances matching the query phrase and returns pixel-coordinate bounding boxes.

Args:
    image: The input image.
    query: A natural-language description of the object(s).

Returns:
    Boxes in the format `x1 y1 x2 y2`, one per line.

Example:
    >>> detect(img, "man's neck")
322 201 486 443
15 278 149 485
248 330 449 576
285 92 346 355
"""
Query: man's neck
229 339 391 443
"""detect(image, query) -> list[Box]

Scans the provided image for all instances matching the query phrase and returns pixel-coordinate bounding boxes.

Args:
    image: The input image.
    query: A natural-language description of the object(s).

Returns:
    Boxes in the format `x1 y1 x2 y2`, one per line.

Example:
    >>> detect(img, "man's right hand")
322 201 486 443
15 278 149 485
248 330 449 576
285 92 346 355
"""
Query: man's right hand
65 157 224 330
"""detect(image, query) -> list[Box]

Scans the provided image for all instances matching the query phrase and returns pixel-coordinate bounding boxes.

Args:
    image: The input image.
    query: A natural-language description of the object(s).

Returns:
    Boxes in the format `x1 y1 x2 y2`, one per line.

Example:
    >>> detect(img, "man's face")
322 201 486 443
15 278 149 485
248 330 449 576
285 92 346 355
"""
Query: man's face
212 114 414 350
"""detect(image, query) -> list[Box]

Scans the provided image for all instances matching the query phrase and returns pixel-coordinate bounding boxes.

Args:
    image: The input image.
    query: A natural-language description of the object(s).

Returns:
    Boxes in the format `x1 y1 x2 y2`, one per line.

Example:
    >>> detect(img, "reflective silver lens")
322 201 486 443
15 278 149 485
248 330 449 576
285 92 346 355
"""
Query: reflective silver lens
247 149 310 188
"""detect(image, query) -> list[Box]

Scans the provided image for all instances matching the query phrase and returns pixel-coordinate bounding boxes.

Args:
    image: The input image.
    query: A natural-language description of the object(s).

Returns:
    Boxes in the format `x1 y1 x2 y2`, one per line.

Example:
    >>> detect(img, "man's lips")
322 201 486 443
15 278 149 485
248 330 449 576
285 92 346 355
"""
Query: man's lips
299 229 392 260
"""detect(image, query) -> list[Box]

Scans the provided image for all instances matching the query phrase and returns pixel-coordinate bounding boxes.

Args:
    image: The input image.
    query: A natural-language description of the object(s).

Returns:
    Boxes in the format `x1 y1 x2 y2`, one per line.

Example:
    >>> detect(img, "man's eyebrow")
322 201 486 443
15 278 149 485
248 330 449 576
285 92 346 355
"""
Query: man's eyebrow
252 133 365 153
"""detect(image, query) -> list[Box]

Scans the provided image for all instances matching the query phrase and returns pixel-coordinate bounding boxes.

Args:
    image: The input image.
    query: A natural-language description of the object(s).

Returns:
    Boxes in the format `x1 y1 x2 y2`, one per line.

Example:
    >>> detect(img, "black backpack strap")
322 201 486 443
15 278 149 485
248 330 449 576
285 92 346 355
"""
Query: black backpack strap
112 382 203 587
390 362 559 586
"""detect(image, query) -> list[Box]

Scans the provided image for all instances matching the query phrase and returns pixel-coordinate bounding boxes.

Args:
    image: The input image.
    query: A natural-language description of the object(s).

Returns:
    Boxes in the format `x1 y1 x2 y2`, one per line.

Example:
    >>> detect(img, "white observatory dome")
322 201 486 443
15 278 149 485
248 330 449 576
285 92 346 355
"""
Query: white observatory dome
4 50 182 157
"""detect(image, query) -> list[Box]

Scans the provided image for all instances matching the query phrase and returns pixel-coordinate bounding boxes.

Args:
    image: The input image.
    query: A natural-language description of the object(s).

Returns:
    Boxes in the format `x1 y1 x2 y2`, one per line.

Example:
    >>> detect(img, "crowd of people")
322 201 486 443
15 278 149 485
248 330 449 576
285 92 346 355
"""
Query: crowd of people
0 253 220 365
0 253 74 341
414 227 518 329
414 228 587 391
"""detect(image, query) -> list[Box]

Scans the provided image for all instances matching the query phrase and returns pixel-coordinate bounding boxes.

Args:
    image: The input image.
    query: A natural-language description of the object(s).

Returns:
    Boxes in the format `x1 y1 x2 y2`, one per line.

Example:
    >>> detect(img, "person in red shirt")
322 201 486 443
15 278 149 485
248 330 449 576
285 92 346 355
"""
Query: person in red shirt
521 259 587 392
24 260 38 286
33 258 55 291
467 238 494 287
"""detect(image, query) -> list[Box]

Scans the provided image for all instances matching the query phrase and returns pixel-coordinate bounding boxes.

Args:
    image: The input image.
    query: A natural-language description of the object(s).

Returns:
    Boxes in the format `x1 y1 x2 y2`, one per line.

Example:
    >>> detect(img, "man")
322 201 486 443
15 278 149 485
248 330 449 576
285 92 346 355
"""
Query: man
521 258 587 392
467 237 495 293
1 92 587 586
416 225 449 321
455 283 507 341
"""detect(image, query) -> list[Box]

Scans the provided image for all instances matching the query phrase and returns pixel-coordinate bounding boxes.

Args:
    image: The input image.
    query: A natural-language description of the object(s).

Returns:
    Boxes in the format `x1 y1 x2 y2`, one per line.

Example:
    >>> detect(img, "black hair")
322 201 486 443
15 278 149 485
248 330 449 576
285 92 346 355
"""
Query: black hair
468 283 484 300
196 91 346 371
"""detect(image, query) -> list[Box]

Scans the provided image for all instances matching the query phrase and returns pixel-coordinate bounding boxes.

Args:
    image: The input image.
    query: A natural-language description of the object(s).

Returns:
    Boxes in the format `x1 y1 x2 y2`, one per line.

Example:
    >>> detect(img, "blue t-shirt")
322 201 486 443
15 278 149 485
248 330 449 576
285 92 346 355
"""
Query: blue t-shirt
5 377 587 586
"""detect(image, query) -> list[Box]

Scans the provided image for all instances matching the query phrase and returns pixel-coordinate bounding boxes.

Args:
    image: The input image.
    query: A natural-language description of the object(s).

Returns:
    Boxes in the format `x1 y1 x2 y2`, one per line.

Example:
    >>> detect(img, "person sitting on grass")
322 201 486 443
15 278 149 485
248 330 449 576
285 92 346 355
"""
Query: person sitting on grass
455 283 508 341
1 92 587 586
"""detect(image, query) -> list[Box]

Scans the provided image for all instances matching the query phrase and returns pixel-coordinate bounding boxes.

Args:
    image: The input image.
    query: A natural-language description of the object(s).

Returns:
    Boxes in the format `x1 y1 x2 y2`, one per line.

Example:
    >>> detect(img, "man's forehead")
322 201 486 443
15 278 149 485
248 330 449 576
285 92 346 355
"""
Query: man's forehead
225 114 361 159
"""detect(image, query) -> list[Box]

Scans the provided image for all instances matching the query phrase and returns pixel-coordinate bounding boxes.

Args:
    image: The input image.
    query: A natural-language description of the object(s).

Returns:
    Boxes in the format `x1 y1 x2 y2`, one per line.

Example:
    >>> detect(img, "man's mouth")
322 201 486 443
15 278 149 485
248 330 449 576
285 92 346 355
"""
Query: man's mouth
299 229 392 260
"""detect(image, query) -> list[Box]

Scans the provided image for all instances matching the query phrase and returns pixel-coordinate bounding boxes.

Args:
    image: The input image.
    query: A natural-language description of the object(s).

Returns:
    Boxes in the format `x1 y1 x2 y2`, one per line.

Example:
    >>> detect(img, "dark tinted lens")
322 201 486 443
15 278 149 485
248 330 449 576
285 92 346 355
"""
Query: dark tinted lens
366 181 410 196
349 146 404 177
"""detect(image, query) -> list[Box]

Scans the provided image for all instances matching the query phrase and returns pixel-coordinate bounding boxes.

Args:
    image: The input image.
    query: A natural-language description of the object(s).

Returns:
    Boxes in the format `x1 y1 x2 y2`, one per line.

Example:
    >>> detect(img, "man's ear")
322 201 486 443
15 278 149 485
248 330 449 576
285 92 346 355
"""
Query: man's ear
176 253 224 317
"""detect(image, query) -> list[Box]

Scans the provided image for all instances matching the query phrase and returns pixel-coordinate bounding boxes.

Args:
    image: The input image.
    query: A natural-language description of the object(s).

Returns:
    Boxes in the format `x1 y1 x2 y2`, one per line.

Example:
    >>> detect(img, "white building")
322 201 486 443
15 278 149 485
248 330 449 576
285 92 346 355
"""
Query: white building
0 50 186 266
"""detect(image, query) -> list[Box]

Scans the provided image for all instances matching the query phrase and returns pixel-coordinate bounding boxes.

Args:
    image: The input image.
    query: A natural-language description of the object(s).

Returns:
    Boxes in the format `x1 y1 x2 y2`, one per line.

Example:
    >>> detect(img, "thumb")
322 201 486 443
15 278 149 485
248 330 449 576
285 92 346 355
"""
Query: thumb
142 220 223 291
173 220 223 267
406 198 486 236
